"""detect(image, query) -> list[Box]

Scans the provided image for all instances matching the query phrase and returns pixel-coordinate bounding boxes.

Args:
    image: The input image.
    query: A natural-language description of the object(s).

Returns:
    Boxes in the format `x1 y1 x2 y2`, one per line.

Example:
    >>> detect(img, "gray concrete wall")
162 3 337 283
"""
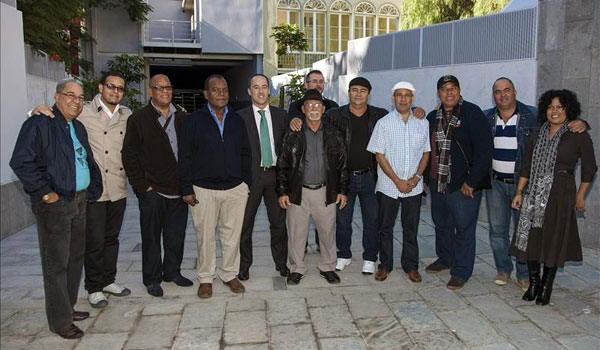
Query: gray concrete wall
201 0 263 54
537 0 600 248
1 4 36 238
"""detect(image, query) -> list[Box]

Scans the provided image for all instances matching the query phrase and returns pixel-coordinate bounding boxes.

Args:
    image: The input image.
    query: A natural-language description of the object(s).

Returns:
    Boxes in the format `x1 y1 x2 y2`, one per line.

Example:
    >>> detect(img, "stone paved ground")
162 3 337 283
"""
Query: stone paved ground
1 194 599 349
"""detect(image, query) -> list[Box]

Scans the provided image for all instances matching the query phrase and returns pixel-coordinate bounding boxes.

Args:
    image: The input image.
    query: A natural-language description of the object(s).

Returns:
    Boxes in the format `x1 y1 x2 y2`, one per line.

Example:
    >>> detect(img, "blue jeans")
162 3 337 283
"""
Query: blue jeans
485 179 528 280
336 170 379 262
430 180 482 282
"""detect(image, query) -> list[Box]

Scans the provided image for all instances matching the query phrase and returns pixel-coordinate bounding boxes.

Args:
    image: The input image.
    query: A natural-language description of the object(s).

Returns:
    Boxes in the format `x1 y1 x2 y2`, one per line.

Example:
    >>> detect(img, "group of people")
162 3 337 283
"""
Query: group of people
9 68 596 339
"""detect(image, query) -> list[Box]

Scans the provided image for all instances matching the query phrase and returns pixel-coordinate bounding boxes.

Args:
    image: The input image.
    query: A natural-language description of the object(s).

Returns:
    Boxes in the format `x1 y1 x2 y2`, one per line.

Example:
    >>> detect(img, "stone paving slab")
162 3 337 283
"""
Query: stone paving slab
2 197 599 349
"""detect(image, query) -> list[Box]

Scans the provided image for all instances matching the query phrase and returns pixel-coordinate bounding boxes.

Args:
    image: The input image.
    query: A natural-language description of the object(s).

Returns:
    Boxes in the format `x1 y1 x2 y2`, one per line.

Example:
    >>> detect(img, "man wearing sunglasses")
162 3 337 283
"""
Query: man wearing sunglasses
123 74 193 298
29 71 133 307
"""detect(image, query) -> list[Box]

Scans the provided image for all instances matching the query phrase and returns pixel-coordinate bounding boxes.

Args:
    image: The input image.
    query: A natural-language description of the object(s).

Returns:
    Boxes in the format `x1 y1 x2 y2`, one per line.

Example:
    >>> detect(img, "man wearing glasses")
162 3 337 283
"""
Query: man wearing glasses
276 89 348 285
10 78 102 339
287 69 339 120
122 74 193 297
29 71 133 307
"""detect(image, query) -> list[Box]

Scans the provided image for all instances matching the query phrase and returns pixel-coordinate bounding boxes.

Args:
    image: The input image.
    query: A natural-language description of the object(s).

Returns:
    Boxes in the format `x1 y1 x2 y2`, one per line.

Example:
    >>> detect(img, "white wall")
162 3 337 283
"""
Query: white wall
334 59 538 113
1 3 28 184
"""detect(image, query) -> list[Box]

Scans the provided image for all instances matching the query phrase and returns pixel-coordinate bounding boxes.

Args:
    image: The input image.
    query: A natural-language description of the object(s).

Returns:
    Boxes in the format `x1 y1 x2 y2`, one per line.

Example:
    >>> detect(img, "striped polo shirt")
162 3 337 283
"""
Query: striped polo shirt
492 113 518 178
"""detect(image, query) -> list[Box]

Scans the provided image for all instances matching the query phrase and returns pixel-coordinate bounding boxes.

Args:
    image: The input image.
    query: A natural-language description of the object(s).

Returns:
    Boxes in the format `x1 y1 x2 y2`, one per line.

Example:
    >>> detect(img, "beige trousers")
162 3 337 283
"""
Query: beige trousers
287 187 337 274
191 183 249 283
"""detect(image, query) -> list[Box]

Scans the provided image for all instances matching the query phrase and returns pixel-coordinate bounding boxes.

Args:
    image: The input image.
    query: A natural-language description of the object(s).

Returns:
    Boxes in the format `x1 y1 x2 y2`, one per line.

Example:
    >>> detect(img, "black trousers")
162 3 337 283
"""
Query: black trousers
137 191 188 286
239 168 288 271
84 198 127 293
32 191 87 332
377 192 421 273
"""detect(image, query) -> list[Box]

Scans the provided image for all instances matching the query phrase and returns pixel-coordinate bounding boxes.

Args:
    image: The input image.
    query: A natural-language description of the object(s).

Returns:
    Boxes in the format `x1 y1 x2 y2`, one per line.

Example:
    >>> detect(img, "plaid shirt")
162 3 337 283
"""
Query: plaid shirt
367 110 430 198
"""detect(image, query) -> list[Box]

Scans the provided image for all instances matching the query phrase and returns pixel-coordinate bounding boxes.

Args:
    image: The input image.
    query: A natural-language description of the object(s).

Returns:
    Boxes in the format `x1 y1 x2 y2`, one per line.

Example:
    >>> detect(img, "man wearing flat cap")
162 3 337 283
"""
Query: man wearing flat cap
367 82 430 282
325 77 388 275
424 75 493 290
276 89 349 285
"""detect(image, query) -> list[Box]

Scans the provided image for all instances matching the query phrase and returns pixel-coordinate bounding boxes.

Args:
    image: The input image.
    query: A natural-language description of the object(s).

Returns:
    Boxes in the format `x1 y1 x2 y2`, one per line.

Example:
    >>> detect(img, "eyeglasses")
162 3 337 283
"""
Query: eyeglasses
440 86 458 93
306 79 325 85
394 93 413 99
547 104 565 112
151 85 173 92
104 83 125 93
59 93 85 103
305 102 323 109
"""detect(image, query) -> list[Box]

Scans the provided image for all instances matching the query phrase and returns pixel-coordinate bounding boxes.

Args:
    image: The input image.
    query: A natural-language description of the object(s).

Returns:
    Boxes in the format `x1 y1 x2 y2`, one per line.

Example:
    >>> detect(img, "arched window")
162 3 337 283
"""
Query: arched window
277 0 300 26
354 2 375 39
329 0 351 52
378 4 400 34
303 0 327 53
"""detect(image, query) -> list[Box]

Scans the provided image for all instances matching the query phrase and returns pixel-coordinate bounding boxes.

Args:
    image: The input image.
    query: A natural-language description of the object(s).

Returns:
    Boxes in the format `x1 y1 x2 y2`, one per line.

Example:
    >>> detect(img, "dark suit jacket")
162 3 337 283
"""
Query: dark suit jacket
237 105 288 180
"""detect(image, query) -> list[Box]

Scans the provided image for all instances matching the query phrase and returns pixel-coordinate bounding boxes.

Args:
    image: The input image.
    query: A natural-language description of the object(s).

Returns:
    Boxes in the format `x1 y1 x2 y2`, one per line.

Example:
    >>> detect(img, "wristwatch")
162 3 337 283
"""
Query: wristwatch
42 193 51 202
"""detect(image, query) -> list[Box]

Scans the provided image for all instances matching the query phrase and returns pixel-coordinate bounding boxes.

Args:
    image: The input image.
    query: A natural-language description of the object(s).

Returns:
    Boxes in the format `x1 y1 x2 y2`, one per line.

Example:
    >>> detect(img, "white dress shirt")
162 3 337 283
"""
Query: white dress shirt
252 104 277 166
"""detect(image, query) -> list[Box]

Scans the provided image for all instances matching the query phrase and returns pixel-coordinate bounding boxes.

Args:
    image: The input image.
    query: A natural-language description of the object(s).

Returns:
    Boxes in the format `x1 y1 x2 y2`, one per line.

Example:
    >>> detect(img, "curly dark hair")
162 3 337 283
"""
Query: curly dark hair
537 89 581 123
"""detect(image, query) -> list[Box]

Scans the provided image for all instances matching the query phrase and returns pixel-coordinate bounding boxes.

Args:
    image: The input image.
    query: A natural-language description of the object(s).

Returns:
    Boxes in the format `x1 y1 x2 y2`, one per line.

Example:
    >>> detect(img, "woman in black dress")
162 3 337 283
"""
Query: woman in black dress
510 89 597 305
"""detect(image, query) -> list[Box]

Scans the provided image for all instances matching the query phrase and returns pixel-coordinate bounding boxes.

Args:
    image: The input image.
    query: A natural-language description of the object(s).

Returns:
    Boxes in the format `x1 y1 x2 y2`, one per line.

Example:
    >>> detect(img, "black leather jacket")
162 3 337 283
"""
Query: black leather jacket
326 104 388 174
276 120 349 205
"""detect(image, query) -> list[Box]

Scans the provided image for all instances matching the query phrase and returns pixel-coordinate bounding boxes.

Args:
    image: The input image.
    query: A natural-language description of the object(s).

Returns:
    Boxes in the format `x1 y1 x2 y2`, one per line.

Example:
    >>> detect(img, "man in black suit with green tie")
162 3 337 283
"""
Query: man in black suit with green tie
237 74 289 280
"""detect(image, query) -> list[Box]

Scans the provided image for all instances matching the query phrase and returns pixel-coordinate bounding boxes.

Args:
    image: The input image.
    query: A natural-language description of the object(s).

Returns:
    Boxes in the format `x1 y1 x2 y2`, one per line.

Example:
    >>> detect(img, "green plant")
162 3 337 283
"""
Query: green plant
270 23 309 71
18 0 152 72
285 74 305 104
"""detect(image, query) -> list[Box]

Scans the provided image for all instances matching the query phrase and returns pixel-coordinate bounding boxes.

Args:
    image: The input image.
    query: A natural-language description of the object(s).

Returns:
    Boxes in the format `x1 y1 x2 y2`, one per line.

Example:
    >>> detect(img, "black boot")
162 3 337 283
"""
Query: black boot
522 261 541 301
536 266 557 305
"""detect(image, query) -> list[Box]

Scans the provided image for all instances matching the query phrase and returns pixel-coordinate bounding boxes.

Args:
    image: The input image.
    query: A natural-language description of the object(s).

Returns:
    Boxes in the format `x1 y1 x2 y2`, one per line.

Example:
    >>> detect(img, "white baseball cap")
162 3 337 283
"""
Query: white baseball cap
391 81 416 94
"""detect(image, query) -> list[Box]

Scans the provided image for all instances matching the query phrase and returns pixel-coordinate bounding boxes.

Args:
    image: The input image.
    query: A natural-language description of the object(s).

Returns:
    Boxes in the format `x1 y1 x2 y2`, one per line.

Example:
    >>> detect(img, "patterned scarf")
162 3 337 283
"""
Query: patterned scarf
514 122 568 251
434 98 463 194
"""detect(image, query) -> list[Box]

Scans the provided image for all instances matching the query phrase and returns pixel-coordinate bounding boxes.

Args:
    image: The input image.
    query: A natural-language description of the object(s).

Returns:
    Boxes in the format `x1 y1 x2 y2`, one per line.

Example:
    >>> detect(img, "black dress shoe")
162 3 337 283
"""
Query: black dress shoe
238 269 249 281
164 275 193 287
319 270 341 284
287 272 304 285
72 311 89 321
276 265 290 277
55 323 84 339
146 283 164 297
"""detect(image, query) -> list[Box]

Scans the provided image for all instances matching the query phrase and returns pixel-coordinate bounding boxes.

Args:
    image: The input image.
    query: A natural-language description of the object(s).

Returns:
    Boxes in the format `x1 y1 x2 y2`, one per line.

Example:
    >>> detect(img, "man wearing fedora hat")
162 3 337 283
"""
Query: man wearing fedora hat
367 81 430 282
424 75 493 290
276 89 349 285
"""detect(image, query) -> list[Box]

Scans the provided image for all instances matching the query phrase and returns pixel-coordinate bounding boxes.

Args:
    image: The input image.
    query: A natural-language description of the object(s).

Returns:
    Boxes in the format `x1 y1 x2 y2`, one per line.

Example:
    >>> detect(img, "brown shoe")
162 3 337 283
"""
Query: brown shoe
407 270 422 283
197 283 212 299
374 268 389 281
446 276 466 290
223 278 245 293
55 323 84 339
425 262 448 273
72 310 90 321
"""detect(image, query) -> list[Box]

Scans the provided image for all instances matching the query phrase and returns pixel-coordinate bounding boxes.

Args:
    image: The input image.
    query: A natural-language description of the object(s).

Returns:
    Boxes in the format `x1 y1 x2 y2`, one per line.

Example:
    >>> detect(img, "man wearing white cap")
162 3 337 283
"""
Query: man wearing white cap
366 82 430 282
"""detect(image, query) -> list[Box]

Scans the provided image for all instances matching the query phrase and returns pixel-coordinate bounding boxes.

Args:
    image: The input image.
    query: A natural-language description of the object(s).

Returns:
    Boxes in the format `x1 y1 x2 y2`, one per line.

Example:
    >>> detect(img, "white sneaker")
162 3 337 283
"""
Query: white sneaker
88 292 108 308
102 283 131 297
335 258 352 271
362 261 376 275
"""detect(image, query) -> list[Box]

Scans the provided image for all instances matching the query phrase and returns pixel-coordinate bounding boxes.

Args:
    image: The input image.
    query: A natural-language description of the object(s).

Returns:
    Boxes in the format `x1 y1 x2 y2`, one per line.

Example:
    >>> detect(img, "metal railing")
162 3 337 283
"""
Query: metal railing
278 52 327 70
345 7 537 73
142 20 201 47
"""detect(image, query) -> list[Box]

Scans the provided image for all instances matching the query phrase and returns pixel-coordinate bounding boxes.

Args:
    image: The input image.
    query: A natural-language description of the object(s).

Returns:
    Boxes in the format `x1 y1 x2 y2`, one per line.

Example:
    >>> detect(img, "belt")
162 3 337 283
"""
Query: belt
260 166 274 172
557 170 574 176
493 174 515 184
303 183 325 190
350 167 371 176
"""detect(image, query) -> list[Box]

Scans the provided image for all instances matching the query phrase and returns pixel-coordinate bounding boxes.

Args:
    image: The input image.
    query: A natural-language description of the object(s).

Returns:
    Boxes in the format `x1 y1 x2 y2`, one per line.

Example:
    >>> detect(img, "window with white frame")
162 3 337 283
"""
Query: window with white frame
329 0 351 52
277 0 301 26
354 2 375 39
303 0 326 53
378 4 400 34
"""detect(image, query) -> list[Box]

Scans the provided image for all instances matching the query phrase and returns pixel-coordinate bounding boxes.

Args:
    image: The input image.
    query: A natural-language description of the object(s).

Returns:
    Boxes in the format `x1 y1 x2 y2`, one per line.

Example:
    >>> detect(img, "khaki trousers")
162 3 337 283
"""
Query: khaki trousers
191 183 249 283
287 187 337 274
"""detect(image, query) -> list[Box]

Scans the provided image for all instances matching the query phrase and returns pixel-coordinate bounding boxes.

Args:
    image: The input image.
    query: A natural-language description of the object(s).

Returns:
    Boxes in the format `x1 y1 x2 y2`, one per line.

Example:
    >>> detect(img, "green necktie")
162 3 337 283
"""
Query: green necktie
258 109 273 167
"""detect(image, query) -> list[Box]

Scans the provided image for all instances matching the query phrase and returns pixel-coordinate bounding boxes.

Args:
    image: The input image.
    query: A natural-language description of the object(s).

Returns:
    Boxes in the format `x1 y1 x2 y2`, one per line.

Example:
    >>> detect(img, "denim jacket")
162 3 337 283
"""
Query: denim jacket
484 100 538 181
